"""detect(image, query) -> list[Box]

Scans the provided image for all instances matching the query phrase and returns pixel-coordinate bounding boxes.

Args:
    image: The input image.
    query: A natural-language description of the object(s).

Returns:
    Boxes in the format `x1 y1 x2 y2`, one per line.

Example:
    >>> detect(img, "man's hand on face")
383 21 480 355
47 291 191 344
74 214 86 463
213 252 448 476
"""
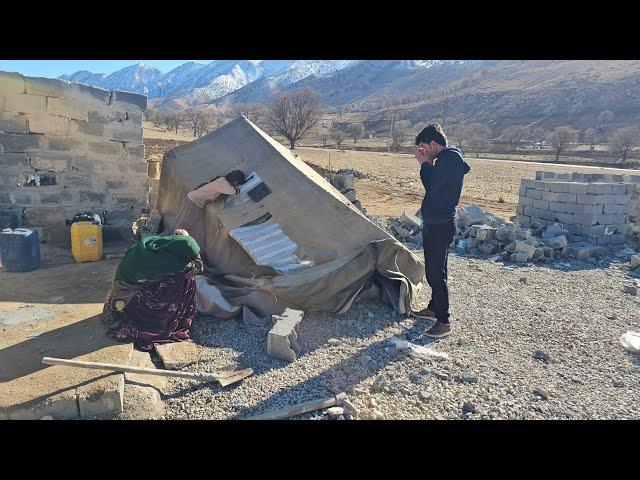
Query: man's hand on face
416 146 429 165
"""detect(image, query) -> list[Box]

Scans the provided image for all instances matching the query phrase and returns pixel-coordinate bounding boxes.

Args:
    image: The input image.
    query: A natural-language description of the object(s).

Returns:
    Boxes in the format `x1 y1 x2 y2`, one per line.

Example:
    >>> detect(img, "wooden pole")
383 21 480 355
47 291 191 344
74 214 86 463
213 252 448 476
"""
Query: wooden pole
245 392 347 420
42 357 253 387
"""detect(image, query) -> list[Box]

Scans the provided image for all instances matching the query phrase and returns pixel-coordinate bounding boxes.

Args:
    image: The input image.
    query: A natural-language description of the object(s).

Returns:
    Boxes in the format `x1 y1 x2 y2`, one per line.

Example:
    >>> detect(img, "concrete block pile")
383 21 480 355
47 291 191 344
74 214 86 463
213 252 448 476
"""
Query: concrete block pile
327 172 365 213
0 71 151 243
385 210 424 248
516 171 638 246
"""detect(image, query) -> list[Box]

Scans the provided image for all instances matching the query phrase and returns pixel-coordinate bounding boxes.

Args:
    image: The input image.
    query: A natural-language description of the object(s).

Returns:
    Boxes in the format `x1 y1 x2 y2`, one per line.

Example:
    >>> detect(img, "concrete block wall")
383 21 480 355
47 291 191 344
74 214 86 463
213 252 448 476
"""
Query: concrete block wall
0 71 150 241
515 176 633 245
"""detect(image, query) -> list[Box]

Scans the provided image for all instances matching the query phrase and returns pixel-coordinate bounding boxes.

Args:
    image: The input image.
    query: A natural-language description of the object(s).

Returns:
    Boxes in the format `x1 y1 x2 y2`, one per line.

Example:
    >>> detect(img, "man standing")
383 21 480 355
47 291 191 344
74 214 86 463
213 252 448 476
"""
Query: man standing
412 124 470 338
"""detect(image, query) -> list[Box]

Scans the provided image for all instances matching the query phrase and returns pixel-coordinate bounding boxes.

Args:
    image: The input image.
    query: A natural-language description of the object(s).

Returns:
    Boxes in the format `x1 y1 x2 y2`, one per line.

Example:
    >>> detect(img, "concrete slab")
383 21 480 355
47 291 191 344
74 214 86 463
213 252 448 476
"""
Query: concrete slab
155 341 200 370
267 308 304 363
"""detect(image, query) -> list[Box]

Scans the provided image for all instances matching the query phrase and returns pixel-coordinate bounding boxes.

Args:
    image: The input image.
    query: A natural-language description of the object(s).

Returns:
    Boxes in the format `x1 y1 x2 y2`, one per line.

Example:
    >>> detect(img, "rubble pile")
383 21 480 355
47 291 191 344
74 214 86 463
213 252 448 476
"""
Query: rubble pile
326 173 365 213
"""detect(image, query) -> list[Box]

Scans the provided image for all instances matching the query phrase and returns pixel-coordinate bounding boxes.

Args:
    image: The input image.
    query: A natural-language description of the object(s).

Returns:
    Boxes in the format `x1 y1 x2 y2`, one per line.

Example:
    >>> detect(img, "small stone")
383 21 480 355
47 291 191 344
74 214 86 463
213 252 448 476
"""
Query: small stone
519 277 528 284
570 376 584 384
623 285 638 296
533 350 551 363
327 338 340 346
457 338 465 347
326 406 345 417
462 401 476 413
533 388 549 400
457 373 478 384
419 390 433 402
613 380 625 388
370 376 386 393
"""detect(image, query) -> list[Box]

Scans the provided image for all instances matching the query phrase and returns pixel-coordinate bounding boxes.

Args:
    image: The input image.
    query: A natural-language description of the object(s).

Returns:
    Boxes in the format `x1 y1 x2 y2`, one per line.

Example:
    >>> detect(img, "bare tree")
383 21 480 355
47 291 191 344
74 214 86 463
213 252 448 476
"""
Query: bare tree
233 103 264 125
185 107 210 138
598 110 615 135
464 123 491 158
502 125 530 149
389 120 412 152
164 109 184 134
546 126 579 162
331 125 347 149
584 127 597 150
267 88 323 149
346 122 365 144
610 127 639 163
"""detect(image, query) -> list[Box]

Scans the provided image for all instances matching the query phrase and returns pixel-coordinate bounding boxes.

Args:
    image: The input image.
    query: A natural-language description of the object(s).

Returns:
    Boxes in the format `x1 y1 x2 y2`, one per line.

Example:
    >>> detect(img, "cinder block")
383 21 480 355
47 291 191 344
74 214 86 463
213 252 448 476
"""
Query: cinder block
549 182 570 193
587 183 612 195
526 189 542 200
111 90 147 111
0 112 28 134
46 97 88 122
28 151 72 172
583 225 605 237
519 184 527 196
540 210 556 221
576 194 598 206
533 199 549 211
565 223 582 235
617 204 629 214
568 183 588 194
524 207 540 217
556 213 574 224
107 125 143 144
548 202 567 213
515 215 531 227
0 152 31 169
564 203 583 214
68 83 111 107
521 179 537 189
126 144 144 158
595 235 611 245
23 207 66 227
0 71 26 94
3 94 46 114
0 133 43 152
519 196 533 207
267 308 304 362
613 214 627 224
573 213 597 225
611 234 625 244
557 193 577 203
571 173 586 182
613 194 631 205
88 141 122 156
597 214 614 225
47 136 84 152
24 77 68 97
534 180 551 191
603 204 618 214
541 191 560 202
27 112 71 136
611 184 627 195
73 120 106 137
77 374 124 419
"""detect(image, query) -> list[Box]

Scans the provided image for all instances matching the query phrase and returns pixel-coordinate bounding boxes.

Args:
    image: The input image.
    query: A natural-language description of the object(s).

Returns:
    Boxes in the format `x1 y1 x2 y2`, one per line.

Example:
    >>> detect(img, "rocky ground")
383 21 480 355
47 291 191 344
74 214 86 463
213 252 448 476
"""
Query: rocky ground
162 247 640 420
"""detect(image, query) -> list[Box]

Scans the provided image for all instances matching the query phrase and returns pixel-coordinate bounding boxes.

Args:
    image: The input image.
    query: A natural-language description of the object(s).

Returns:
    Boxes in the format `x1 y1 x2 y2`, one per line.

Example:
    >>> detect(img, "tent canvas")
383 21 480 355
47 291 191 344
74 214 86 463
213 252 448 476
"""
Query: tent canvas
156 116 424 316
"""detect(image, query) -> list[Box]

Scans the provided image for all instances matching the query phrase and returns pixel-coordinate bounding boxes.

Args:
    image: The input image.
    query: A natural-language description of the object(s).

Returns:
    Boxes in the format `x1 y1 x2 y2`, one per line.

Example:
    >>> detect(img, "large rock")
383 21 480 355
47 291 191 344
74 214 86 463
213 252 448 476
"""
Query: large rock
542 222 570 240
155 341 200 370
401 210 422 230
457 204 486 227
546 235 568 250
267 308 304 362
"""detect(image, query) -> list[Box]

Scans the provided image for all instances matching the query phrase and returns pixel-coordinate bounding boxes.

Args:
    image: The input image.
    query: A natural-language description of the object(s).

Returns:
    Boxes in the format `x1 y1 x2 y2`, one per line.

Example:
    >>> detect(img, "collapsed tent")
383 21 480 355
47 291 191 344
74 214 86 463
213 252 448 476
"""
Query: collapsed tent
156 116 424 316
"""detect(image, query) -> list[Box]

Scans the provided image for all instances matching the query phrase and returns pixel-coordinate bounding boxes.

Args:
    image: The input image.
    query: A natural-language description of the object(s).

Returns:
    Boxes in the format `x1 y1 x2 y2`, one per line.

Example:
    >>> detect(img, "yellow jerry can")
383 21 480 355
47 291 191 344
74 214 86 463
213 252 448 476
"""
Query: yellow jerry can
70 221 103 263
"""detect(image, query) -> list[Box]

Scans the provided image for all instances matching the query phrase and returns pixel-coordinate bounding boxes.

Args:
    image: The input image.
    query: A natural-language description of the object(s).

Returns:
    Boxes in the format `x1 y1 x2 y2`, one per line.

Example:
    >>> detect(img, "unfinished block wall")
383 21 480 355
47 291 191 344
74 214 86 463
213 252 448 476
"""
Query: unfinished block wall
0 71 149 242
515 173 633 246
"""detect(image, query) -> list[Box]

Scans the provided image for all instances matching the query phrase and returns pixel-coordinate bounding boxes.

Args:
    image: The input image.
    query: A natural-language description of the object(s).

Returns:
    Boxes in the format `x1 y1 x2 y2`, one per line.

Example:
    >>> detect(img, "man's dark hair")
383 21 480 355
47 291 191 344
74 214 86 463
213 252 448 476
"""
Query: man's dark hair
415 124 448 147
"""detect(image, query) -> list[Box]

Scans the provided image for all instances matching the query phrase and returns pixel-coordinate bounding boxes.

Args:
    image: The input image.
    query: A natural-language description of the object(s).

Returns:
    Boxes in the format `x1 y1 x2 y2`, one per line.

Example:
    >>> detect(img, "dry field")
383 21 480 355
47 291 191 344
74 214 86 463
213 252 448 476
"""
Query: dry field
296 147 640 220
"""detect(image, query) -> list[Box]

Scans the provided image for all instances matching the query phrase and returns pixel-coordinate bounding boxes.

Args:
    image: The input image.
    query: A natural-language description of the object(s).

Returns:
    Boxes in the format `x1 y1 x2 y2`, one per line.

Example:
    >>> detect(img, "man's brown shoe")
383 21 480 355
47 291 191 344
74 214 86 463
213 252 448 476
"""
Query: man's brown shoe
411 308 437 320
424 321 451 338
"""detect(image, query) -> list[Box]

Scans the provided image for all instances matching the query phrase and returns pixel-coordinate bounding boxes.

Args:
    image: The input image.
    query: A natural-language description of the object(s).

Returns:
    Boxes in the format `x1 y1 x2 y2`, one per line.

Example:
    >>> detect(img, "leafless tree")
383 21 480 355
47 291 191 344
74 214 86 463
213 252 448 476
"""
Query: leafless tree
346 122 365 144
610 127 639 163
331 125 347 149
502 125 530 148
584 128 597 150
389 120 412 152
598 110 615 135
233 103 264 125
545 126 579 162
464 123 491 158
164 109 185 134
185 107 210 138
267 88 323 149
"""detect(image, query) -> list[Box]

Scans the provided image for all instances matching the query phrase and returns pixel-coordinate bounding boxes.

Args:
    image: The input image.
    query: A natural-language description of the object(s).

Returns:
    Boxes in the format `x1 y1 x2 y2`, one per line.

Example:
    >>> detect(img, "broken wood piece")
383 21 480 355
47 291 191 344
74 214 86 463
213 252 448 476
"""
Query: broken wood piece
42 356 253 387
245 392 346 420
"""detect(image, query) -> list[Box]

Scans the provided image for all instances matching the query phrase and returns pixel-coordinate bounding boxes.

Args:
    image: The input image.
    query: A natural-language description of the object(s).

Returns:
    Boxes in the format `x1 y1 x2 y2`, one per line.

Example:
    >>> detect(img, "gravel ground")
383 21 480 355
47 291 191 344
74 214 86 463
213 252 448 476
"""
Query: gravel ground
162 248 640 420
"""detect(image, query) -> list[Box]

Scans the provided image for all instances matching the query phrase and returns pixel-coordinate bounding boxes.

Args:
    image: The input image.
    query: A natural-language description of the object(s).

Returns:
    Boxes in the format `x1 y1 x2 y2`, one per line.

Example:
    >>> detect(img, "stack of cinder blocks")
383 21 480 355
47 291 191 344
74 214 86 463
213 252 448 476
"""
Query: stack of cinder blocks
0 70 150 243
515 171 635 246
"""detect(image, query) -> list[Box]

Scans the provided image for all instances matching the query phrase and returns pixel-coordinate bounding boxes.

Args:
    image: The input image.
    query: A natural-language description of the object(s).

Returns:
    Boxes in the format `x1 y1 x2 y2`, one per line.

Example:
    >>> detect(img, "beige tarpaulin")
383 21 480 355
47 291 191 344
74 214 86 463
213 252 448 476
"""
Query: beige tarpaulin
156 116 424 316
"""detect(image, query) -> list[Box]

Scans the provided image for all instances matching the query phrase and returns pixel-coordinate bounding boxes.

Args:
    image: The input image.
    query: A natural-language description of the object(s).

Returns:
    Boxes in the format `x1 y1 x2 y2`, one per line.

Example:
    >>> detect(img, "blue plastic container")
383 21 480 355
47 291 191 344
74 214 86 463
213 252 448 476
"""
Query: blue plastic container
0 228 41 272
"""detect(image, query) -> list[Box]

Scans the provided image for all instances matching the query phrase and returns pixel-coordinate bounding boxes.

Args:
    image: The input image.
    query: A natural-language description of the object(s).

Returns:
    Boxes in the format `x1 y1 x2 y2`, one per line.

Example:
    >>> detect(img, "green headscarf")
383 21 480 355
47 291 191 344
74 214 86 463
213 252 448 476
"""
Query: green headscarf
115 235 201 285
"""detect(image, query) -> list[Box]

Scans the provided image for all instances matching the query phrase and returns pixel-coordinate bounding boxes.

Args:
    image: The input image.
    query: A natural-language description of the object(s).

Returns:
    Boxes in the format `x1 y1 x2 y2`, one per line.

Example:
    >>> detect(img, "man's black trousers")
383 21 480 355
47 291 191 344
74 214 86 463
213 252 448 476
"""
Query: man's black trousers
422 219 456 324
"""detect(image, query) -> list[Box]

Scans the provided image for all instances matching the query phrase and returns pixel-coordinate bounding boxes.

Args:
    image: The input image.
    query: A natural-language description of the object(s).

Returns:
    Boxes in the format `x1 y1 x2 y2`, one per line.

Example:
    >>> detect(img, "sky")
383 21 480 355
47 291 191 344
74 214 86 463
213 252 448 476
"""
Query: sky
0 60 213 78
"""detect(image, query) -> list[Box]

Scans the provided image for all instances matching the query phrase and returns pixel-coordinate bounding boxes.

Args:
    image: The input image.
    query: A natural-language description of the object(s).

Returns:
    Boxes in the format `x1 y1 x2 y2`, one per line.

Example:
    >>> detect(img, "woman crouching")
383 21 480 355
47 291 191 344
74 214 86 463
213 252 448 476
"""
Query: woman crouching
101 229 203 351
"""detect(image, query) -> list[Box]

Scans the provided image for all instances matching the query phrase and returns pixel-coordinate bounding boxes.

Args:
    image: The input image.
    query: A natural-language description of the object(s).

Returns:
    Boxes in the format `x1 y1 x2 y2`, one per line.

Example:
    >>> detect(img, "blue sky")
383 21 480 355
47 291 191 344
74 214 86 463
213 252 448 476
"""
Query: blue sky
0 60 213 78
